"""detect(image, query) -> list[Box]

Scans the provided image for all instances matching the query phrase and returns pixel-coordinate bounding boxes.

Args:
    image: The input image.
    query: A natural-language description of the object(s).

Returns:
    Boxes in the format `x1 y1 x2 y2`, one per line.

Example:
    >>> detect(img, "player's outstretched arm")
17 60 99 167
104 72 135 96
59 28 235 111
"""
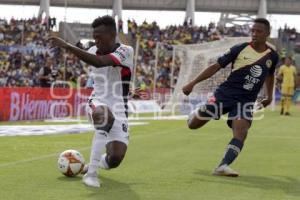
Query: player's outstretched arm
260 74 274 107
182 63 221 96
48 36 116 68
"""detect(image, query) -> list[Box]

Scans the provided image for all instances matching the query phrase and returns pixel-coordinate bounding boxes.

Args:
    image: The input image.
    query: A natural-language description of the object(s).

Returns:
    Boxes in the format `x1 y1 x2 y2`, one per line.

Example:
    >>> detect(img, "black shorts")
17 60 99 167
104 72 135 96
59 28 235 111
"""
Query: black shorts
200 93 254 128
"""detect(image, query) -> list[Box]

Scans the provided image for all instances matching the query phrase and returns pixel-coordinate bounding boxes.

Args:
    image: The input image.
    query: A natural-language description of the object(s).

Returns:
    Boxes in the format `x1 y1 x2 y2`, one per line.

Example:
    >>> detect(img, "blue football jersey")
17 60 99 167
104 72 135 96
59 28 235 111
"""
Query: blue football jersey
216 42 279 102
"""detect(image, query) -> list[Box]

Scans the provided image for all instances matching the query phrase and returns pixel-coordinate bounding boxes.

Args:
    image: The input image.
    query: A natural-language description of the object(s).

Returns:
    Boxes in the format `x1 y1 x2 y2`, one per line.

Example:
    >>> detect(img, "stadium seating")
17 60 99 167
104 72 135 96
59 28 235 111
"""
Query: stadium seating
1 17 254 88
0 18 88 87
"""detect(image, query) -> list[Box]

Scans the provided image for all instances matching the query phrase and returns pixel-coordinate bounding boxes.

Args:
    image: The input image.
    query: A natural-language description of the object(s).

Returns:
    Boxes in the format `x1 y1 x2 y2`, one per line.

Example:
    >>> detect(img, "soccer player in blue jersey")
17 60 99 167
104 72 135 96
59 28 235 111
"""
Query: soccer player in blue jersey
182 18 279 177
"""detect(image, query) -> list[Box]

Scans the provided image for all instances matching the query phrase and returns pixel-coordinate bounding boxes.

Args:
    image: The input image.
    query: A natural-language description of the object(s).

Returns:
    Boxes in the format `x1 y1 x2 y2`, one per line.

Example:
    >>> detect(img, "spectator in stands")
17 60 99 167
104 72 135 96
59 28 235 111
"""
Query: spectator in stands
0 17 93 87
38 57 56 87
279 25 300 55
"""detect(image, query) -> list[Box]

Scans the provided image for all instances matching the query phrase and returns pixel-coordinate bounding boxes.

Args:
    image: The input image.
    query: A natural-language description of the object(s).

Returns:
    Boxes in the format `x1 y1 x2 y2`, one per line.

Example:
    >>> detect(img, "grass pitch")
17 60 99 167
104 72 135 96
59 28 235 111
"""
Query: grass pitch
0 107 300 200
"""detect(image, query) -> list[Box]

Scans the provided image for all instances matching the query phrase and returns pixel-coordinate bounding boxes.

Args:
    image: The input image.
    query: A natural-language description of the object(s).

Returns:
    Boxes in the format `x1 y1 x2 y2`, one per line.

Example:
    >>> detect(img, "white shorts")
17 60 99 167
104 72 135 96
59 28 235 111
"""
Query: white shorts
86 98 129 146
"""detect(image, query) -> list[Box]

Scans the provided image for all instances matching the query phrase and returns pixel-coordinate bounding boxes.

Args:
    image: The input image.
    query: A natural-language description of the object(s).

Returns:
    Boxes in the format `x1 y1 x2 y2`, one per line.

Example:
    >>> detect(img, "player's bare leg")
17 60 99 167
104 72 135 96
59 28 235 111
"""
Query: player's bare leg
187 114 210 129
187 104 218 129
213 119 250 177
232 119 250 142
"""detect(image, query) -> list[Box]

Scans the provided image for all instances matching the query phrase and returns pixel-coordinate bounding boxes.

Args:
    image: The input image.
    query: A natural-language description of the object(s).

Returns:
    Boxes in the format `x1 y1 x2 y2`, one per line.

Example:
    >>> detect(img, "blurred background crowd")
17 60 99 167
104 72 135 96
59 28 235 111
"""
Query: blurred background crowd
0 17 299 89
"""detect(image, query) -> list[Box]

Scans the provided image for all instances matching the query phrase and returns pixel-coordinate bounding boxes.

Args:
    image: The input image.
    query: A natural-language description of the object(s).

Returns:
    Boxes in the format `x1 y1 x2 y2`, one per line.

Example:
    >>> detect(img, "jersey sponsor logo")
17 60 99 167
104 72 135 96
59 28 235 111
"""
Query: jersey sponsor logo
245 75 260 84
243 65 262 91
114 47 128 62
243 82 254 91
266 59 272 68
250 65 262 77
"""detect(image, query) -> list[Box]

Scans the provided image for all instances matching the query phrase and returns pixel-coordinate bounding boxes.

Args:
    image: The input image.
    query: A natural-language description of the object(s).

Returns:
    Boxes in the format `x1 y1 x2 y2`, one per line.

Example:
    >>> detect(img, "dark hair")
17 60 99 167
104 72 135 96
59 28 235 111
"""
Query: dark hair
92 15 116 32
254 18 270 32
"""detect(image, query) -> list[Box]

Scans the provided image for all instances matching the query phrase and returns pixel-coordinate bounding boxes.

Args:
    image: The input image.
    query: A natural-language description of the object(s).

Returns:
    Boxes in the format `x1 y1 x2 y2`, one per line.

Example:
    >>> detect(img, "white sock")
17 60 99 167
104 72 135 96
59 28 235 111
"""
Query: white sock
87 130 107 174
99 153 110 170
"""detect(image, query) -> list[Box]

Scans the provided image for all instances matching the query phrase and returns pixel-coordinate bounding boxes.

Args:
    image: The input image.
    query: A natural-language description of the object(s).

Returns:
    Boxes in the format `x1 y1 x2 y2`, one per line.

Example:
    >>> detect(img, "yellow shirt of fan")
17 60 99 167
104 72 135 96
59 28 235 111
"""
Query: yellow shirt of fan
278 65 297 87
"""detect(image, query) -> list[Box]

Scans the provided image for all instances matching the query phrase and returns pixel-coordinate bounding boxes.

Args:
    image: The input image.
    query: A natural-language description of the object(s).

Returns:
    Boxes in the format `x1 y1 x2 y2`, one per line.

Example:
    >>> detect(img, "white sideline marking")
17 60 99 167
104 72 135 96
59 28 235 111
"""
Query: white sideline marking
0 147 91 168
43 115 189 123
129 115 188 120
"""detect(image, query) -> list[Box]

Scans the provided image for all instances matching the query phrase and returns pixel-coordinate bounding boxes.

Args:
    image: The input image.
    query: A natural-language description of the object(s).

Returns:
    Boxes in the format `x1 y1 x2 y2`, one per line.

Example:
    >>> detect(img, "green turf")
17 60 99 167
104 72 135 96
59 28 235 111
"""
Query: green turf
0 107 300 200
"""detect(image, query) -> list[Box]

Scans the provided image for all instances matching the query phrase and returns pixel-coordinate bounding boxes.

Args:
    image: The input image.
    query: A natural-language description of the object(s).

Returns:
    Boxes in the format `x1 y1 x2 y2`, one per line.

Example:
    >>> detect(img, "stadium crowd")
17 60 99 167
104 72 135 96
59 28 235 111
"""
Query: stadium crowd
0 17 88 87
278 26 300 54
2 17 299 90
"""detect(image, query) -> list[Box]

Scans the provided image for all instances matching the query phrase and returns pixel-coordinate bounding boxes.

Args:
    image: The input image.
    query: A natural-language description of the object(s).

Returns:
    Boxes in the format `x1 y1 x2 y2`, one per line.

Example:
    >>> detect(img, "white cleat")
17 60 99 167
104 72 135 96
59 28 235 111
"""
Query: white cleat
82 172 101 188
212 164 239 177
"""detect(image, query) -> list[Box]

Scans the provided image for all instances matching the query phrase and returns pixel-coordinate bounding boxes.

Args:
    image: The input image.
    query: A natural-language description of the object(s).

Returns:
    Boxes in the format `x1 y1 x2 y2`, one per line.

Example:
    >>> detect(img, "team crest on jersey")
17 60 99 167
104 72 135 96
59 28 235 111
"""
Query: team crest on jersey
266 59 272 68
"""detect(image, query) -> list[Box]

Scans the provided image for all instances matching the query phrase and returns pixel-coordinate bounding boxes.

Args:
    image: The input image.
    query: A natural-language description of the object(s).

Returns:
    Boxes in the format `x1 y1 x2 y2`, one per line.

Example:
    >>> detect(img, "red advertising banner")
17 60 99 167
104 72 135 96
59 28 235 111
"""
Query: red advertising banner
0 87 171 121
0 87 92 121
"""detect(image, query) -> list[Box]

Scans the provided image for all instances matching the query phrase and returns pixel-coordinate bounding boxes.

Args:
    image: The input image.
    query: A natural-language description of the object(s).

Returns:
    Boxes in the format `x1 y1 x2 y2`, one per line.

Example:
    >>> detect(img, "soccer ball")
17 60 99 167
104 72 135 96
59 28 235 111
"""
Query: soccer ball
57 150 85 177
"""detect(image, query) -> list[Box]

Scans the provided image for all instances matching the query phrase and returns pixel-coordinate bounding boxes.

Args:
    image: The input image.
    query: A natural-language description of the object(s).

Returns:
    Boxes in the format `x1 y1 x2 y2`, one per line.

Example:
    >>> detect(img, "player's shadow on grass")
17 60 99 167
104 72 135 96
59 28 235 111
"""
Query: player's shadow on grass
57 176 82 182
195 169 300 197
85 176 140 200
58 176 140 200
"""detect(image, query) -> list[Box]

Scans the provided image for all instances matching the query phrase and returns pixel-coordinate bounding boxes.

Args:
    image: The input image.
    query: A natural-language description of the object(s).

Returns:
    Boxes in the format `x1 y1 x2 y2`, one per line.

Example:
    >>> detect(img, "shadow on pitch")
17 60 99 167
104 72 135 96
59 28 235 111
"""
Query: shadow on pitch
57 175 140 199
194 169 300 197
83 176 140 200
57 176 82 182
58 175 140 200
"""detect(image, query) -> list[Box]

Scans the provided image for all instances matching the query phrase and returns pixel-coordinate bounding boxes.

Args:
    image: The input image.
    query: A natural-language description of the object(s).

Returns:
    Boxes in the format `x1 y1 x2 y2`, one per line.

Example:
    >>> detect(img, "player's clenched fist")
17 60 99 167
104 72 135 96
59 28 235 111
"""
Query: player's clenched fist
48 36 69 49
260 98 272 108
182 83 194 96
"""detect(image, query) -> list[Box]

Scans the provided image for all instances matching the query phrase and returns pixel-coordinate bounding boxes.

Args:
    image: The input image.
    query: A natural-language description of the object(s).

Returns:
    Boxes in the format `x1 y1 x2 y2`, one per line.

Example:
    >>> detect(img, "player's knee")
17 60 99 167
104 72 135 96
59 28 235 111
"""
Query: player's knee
187 113 208 129
107 154 124 168
187 121 199 129
187 110 201 129
236 124 249 134
92 106 115 131
233 125 249 141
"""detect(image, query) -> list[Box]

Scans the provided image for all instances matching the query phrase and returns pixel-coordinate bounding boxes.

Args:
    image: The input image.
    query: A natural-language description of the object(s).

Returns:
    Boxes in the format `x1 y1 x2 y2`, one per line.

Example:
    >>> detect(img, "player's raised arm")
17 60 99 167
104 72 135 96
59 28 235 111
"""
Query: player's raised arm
48 36 117 68
182 63 222 96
